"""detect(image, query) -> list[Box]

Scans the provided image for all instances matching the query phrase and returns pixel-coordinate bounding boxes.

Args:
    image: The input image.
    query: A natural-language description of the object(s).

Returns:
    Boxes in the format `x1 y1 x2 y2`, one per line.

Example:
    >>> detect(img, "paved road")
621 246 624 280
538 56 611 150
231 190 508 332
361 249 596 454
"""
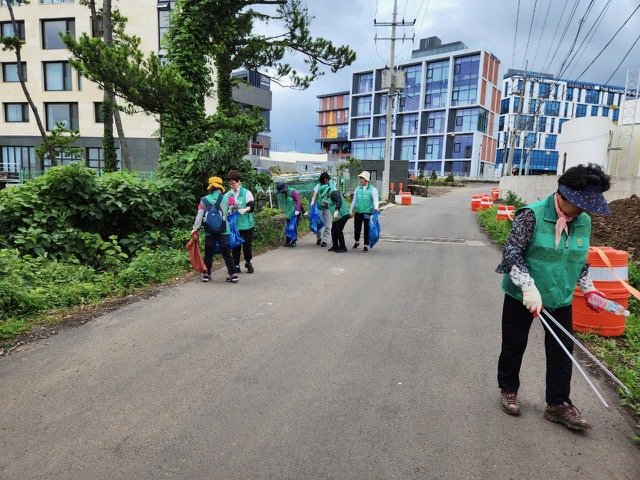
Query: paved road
1 184 638 479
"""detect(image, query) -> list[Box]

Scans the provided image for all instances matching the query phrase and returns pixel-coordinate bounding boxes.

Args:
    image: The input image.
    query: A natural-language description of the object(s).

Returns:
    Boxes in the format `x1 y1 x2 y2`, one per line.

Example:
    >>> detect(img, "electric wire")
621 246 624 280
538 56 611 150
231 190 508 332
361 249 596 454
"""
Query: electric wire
554 0 598 80
542 0 581 74
521 0 539 70
530 0 553 73
574 3 640 84
540 0 569 74
565 0 613 81
512 0 521 67
604 30 640 85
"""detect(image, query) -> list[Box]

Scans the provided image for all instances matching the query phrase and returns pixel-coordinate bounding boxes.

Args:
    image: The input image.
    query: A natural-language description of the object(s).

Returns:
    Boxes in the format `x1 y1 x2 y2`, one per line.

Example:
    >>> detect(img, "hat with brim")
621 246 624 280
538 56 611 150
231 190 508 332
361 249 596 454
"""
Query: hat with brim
276 181 288 194
358 171 371 182
558 183 611 214
207 176 225 192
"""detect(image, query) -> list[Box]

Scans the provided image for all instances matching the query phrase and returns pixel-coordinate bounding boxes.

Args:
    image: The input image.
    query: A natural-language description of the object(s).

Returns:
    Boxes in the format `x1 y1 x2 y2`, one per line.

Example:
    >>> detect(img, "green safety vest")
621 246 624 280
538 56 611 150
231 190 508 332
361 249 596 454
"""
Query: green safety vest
228 186 254 230
502 193 591 308
354 184 374 213
316 183 334 210
284 190 297 219
202 191 230 235
329 193 349 219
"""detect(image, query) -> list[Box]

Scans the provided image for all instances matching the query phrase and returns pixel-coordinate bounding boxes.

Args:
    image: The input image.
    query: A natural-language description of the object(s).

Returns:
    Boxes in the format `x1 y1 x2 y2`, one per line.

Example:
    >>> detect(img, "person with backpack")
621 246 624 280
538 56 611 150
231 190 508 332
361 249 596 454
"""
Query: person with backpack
349 171 379 253
191 176 239 283
276 181 301 247
310 172 334 247
327 190 350 253
226 170 255 274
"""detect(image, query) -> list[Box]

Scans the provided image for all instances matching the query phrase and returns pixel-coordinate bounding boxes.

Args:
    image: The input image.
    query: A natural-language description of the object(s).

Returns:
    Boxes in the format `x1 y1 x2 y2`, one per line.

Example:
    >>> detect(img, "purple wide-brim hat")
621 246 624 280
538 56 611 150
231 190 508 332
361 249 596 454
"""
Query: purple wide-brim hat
558 183 611 214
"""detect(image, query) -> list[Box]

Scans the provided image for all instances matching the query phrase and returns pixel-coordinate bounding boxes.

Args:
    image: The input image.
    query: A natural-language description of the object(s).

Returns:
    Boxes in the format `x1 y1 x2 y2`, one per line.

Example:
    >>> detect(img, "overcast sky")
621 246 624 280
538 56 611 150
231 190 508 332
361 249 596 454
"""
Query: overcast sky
266 0 640 154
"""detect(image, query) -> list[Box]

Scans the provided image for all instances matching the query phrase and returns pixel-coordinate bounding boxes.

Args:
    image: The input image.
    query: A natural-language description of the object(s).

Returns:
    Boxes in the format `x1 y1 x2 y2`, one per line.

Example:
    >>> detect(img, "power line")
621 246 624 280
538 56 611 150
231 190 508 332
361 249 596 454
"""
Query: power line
543 0 581 74
540 0 569 73
605 31 640 85
530 0 553 72
555 0 597 80
575 3 640 83
512 0 521 67
522 0 539 70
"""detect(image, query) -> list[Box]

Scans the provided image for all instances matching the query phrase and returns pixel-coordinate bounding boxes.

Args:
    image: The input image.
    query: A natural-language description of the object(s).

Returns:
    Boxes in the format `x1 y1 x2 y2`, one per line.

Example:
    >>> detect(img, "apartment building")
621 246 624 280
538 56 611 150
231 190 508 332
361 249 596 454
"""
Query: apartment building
316 90 350 157
232 69 272 158
496 69 625 175
0 0 184 179
347 36 502 178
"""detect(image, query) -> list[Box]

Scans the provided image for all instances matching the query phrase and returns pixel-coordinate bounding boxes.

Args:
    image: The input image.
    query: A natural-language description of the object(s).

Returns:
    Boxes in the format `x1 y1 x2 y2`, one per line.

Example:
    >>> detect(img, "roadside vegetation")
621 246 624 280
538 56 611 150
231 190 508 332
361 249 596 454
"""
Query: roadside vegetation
477 191 640 428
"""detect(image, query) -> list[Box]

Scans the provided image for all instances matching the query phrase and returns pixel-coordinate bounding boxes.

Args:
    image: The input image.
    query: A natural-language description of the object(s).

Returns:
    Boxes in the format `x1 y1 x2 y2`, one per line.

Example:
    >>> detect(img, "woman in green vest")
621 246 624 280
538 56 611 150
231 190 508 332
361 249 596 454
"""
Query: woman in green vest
310 172 334 247
496 163 611 431
191 176 239 283
276 181 302 247
349 171 379 253
226 170 255 274
327 190 350 253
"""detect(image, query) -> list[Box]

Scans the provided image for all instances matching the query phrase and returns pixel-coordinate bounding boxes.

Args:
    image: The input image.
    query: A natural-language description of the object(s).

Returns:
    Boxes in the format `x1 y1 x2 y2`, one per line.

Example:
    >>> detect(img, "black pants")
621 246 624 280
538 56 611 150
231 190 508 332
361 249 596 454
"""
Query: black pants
331 215 349 249
353 212 371 245
232 227 254 265
497 294 574 405
204 232 236 276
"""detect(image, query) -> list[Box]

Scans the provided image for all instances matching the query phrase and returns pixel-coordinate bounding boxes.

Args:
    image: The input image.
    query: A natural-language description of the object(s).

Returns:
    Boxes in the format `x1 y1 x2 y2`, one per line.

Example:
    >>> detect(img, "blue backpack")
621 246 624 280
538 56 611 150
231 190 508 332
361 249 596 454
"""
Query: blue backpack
201 194 225 233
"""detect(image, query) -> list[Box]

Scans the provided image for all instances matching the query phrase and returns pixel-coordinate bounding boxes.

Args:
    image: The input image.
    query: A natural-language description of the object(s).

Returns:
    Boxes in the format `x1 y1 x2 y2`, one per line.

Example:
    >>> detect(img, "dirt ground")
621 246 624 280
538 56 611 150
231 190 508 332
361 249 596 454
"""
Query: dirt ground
590 194 640 255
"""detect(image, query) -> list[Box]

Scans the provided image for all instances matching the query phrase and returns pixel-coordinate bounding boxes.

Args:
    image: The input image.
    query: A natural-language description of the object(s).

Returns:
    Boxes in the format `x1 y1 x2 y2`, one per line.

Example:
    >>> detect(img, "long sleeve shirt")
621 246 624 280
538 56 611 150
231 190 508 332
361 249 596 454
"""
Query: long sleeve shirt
349 184 380 214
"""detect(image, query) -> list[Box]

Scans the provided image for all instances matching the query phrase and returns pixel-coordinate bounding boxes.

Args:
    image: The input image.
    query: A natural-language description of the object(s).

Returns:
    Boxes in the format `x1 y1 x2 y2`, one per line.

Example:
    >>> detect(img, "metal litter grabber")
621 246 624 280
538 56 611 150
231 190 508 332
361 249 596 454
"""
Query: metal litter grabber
539 308 632 397
536 309 609 407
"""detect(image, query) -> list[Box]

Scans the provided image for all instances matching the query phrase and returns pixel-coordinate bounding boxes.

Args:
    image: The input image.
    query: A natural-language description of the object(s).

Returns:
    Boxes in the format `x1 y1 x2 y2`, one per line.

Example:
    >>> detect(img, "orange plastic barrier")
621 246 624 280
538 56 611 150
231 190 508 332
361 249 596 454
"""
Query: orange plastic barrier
572 247 630 336
390 182 395 192
399 182 404 194
401 191 412 205
478 196 493 210
491 188 500 200
471 195 482 211
496 205 515 220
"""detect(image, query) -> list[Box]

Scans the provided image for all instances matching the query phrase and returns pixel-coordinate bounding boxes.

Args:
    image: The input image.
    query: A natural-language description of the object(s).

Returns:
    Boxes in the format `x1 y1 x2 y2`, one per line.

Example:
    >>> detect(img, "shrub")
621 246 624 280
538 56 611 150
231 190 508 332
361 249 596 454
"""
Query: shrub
503 190 527 210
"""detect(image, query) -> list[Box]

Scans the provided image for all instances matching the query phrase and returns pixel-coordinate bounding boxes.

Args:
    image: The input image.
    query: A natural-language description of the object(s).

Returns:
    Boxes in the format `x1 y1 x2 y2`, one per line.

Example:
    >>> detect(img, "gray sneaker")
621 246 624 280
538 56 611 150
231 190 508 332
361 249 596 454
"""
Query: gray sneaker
500 389 521 415
545 402 591 430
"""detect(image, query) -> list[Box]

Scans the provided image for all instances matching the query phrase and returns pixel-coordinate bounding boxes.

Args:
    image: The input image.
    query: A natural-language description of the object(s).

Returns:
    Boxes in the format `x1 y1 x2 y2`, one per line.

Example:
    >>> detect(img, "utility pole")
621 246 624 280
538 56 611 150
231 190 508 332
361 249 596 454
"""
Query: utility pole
375 0 413 200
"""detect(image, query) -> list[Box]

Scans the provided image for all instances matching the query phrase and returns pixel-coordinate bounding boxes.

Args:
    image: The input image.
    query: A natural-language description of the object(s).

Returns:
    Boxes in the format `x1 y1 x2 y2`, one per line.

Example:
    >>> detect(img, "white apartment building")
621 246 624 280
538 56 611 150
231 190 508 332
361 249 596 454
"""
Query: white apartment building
496 69 626 175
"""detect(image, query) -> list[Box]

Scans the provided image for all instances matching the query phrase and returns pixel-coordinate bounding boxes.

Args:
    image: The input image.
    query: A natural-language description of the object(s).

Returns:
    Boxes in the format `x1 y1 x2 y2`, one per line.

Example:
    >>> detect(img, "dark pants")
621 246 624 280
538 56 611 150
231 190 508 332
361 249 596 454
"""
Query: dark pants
353 212 371 245
497 294 574 405
204 232 236 276
232 227 254 265
331 215 349 249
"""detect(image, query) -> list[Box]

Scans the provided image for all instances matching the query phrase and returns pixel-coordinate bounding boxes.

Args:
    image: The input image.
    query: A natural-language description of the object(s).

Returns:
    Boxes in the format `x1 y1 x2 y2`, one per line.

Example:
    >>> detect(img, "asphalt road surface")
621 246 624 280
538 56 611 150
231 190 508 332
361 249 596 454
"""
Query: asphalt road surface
1 184 638 479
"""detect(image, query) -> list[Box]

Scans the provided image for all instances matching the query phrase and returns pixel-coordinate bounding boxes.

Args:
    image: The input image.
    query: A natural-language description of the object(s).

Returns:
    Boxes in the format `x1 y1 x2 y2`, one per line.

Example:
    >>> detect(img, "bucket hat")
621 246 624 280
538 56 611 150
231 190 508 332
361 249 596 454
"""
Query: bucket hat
358 171 371 182
558 183 611 214
276 181 288 194
207 176 225 192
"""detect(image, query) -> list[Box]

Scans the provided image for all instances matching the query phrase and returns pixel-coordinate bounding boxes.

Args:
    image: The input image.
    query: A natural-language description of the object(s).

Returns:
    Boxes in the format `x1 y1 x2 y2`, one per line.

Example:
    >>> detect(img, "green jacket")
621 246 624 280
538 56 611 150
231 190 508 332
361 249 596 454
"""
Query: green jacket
502 193 590 308
228 186 254 230
316 183 334 210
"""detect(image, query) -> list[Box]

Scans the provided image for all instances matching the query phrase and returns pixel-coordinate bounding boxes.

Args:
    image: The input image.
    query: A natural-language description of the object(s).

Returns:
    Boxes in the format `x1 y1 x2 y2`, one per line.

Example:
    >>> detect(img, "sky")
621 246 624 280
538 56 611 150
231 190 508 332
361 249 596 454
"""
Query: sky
265 0 640 154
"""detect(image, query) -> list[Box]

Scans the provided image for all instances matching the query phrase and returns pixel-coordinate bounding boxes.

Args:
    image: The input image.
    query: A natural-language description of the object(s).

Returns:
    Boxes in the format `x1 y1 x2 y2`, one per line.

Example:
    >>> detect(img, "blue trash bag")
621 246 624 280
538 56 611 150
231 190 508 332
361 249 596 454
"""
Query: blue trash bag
227 211 245 249
369 211 380 249
285 214 299 242
308 203 324 234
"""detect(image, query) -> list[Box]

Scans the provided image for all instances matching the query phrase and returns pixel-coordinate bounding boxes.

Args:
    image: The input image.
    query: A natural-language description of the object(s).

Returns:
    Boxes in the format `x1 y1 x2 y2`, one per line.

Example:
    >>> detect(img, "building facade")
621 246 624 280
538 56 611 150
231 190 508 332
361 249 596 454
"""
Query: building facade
316 90 351 157
496 69 625 175
347 36 502 178
0 0 182 178
232 69 272 157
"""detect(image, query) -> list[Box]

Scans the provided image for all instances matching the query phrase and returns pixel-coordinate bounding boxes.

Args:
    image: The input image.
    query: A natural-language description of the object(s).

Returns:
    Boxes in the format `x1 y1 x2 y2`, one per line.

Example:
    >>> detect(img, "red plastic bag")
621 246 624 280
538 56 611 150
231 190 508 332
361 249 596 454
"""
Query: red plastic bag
186 232 207 273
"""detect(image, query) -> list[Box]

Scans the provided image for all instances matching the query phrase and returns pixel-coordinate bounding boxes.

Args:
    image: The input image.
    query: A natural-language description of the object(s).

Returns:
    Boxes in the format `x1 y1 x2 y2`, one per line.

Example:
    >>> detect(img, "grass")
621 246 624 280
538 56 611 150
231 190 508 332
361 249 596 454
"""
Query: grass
477 205 640 434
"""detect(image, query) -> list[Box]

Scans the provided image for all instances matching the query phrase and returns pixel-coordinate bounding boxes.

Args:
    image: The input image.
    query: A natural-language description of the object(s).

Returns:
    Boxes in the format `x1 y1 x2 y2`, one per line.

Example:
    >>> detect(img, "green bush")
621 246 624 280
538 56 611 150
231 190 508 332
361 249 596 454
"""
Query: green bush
503 190 527 209
477 207 513 246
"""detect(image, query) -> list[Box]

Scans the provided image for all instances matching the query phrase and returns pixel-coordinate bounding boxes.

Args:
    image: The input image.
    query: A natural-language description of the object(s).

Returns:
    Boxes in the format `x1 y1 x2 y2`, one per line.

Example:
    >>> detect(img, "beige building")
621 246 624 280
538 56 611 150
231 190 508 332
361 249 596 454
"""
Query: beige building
0 0 218 180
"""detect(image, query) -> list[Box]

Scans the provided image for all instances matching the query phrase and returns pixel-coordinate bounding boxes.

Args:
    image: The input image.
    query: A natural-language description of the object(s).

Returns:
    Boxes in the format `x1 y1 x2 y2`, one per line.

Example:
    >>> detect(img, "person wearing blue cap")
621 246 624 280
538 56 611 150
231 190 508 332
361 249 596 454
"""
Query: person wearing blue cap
495 163 611 431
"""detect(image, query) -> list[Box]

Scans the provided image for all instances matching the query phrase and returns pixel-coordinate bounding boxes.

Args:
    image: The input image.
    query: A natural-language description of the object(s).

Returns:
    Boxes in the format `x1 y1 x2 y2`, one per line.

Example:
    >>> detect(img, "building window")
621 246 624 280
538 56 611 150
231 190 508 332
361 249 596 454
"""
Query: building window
41 0 74 3
451 54 479 106
550 117 555 133
538 83 550 98
400 113 418 135
500 98 510 114
607 92 615 105
425 136 443 160
544 101 560 116
374 117 386 137
0 20 25 39
585 89 599 104
538 116 546 132
498 116 505 131
42 18 75 49
1 0 26 5
158 1 176 51
591 105 598 116
45 102 79 130
565 87 573 101
44 61 72 91
601 106 609 117
4 102 29 122
94 102 103 123
356 96 371 116
424 110 445 134
357 72 373 94
529 99 536 113
612 109 619 122
1 146 34 174
576 104 587 118
398 138 417 161
2 62 26 82
355 118 370 138
425 59 449 108
87 147 121 170
545 135 557 150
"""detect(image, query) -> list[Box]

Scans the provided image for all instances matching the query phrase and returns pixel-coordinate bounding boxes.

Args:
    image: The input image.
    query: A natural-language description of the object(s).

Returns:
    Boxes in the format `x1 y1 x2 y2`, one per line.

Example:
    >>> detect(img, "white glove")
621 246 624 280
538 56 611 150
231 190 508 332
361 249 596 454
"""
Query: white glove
238 208 248 214
521 285 542 315
294 210 300 216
